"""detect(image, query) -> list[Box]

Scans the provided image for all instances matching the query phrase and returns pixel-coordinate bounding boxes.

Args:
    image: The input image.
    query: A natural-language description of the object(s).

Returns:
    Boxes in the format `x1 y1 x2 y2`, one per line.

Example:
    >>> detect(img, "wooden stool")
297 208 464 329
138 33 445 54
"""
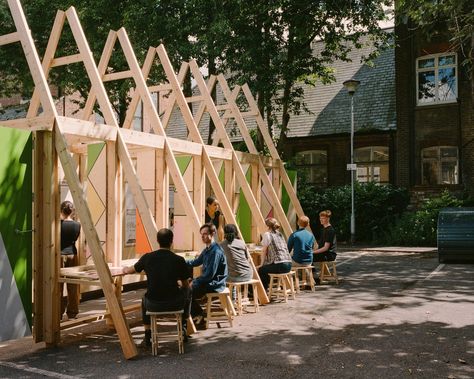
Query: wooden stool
319 261 339 284
268 272 296 302
205 288 236 328
227 279 260 315
293 265 315 292
146 310 184 355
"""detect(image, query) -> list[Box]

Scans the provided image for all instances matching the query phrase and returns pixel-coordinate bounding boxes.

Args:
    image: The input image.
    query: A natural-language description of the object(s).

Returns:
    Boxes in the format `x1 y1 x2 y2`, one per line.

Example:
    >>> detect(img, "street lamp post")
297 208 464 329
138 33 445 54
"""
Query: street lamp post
343 79 360 246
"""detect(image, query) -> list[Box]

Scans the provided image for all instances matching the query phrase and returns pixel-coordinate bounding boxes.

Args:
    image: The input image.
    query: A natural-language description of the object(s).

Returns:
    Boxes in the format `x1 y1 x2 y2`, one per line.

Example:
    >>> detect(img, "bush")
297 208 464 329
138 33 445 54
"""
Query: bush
378 190 464 246
296 178 410 243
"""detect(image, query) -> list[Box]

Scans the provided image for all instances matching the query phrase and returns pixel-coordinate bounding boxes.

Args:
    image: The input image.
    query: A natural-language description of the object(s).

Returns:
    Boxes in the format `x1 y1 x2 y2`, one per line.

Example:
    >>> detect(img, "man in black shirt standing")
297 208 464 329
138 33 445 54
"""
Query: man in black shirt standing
123 228 191 347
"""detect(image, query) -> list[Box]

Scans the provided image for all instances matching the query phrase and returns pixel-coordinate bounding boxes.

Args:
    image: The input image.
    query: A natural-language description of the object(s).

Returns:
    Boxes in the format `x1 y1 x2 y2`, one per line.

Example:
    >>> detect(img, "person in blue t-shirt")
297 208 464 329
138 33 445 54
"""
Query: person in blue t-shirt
187 223 227 321
288 215 315 267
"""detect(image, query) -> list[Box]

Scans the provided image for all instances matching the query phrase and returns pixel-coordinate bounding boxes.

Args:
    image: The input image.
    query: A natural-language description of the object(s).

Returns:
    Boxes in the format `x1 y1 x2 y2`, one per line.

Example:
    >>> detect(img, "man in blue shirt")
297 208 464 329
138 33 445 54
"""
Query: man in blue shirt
288 215 315 266
187 223 227 320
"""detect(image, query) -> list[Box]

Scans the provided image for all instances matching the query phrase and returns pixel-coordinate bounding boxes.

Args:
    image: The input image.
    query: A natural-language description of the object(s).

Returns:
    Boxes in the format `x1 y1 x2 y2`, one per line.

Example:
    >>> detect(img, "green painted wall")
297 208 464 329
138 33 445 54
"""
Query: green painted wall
0 128 32 325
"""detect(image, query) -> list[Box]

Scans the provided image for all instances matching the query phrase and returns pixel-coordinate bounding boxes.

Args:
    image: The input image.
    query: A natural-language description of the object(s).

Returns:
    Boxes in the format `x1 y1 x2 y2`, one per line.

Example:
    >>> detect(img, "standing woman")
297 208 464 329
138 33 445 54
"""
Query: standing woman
258 218 292 290
220 224 253 283
60 200 81 320
205 196 224 241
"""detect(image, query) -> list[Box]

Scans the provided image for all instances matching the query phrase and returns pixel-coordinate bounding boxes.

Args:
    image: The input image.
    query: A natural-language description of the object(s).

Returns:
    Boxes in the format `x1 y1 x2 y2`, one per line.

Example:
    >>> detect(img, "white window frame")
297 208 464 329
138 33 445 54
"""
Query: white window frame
416 52 457 106
421 146 459 185
354 146 389 184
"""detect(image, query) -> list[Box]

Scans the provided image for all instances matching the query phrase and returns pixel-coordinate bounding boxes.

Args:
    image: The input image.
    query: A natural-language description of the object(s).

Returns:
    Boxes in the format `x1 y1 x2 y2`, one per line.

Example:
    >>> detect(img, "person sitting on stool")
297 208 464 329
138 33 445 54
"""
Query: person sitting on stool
187 223 227 324
313 210 337 282
122 228 191 347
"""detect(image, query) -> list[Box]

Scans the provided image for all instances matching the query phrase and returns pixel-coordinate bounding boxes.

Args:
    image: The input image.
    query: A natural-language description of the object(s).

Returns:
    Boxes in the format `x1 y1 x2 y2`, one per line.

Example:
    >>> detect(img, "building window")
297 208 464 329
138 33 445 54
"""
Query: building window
422 146 458 185
295 150 327 186
416 53 457 105
354 146 389 183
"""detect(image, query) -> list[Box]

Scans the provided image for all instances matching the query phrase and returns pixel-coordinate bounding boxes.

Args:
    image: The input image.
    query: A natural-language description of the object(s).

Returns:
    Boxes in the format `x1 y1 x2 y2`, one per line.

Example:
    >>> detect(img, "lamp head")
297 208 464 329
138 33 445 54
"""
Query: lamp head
343 79 361 95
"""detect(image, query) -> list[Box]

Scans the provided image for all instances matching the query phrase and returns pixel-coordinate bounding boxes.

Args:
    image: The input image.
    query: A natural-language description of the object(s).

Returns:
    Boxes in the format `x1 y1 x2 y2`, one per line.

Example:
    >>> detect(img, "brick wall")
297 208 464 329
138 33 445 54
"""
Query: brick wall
395 21 474 198
286 132 394 188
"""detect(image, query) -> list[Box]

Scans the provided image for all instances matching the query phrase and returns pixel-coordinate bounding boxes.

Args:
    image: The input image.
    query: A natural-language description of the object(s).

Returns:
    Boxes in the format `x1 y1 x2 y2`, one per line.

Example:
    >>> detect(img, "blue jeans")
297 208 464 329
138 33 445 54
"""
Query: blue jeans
258 262 292 290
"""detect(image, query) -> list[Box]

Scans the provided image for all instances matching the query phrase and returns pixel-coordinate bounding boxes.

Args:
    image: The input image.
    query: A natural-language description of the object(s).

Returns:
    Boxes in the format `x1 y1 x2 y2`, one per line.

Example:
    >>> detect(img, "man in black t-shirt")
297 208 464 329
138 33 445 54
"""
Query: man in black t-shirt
123 228 191 347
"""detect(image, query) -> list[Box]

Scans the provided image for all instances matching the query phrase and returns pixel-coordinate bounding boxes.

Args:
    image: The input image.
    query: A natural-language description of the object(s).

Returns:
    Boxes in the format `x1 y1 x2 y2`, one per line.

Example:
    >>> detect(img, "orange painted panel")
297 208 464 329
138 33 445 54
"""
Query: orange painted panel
135 209 152 254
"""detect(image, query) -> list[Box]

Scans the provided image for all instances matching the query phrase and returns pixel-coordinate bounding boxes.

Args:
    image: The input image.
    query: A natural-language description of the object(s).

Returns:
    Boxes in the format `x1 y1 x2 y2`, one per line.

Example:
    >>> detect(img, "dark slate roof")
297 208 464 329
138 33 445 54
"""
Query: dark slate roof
0 103 27 121
286 33 396 138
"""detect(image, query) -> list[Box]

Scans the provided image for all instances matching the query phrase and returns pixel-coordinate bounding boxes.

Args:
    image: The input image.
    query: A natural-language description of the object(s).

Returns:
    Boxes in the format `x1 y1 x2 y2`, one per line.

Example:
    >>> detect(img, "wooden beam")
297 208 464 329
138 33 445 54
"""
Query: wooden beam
57 116 117 142
0 115 54 131
103 70 133 82
26 9 66 118
116 30 202 236
241 83 305 218
55 119 138 359
0 31 20 46
50 53 82 67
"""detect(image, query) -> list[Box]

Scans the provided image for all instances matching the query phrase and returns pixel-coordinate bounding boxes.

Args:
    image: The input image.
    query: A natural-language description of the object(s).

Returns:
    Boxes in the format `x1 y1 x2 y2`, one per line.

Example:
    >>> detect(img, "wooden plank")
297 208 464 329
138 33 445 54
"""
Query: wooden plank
155 148 168 229
50 53 82 67
156 46 238 234
32 131 60 344
217 76 293 235
193 155 204 249
82 30 117 120
120 128 165 150
55 119 138 359
241 83 305 218
116 30 202 236
185 95 202 103
103 70 133 82
188 60 267 234
106 140 122 266
0 115 54 131
0 31 20 46
8 0 61 345
64 8 139 359
57 116 117 142
26 9 66 118
186 61 269 304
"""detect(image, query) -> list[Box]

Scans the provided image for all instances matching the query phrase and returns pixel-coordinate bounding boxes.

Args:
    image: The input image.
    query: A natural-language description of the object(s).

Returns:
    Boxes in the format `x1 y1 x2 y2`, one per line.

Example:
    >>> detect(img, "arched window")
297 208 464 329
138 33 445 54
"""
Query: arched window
295 150 327 187
354 146 389 183
422 146 458 185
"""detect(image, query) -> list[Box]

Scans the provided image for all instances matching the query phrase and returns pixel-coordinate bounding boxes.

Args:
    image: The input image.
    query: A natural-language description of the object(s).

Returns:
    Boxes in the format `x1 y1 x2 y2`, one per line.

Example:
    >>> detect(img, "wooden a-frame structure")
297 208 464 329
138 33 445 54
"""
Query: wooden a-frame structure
0 0 305 359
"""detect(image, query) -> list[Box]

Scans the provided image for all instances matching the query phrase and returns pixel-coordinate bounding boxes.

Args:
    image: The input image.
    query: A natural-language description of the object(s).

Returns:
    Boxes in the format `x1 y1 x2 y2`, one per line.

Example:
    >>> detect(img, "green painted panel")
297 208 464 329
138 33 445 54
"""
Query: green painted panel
176 156 192 175
236 166 252 241
0 128 32 325
87 143 105 175
282 169 296 213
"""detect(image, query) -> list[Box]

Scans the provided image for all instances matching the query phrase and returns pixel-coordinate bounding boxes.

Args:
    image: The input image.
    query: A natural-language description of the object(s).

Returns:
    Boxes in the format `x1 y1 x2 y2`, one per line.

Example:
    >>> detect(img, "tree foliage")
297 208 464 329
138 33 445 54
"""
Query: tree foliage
1 1 392 150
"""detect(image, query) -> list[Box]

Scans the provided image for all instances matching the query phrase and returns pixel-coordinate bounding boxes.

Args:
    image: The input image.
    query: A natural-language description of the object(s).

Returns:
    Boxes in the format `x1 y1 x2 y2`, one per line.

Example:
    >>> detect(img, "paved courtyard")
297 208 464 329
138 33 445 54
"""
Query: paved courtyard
1 248 473 378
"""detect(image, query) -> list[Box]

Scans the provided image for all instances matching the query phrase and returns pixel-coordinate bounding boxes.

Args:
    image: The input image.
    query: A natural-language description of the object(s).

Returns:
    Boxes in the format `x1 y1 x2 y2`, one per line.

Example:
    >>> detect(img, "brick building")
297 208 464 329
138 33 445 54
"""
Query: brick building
395 20 474 200
282 31 396 189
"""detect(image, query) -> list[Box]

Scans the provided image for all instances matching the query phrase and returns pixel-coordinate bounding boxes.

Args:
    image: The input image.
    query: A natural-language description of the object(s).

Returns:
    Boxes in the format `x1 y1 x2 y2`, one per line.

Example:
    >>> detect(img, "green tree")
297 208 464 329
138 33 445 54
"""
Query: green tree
221 1 392 155
1 1 392 150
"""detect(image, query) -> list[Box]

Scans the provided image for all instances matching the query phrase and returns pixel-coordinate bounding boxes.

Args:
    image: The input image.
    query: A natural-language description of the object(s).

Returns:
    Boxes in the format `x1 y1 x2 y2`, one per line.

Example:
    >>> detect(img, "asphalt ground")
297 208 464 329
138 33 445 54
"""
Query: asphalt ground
0 248 473 379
